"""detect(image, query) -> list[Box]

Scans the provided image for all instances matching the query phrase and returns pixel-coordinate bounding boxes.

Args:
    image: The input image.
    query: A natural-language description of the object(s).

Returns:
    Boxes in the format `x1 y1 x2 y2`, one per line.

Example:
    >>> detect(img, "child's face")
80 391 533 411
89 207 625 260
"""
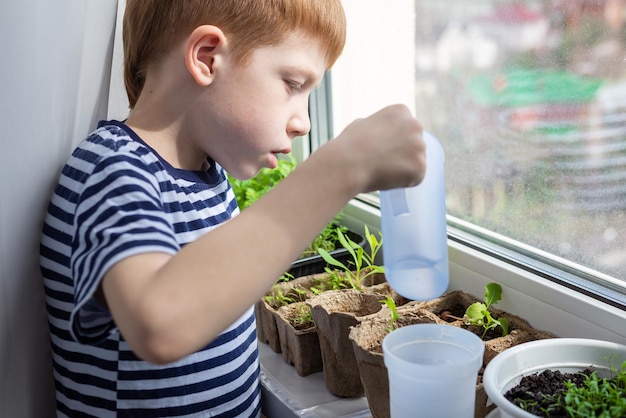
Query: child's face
202 31 327 180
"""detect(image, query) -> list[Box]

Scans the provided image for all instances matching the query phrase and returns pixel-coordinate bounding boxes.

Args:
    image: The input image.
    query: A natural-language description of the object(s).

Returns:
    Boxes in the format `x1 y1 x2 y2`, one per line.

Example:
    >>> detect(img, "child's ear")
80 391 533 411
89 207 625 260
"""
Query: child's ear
185 25 226 86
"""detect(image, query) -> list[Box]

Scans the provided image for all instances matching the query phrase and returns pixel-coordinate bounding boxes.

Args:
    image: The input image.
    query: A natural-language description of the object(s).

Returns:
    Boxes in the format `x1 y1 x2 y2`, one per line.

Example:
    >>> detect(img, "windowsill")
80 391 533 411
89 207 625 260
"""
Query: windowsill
259 343 371 418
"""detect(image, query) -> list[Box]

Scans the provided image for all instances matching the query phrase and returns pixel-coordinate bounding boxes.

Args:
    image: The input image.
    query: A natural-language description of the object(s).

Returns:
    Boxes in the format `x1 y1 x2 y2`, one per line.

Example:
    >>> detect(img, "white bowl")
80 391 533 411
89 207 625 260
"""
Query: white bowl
483 338 626 418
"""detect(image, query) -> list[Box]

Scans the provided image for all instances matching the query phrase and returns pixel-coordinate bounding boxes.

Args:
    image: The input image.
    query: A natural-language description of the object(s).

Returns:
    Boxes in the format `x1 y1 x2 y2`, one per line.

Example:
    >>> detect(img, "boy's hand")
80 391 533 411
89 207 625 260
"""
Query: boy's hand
329 104 427 193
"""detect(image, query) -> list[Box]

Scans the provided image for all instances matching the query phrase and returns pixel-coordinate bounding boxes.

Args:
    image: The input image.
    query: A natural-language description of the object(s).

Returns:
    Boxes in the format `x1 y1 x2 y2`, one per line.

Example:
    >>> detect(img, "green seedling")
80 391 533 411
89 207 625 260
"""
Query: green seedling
380 296 401 333
561 371 626 417
264 273 296 307
463 282 509 338
560 358 626 417
278 272 294 282
318 225 384 291
517 357 626 417
291 304 314 330
264 287 295 309
311 270 350 294
265 285 307 309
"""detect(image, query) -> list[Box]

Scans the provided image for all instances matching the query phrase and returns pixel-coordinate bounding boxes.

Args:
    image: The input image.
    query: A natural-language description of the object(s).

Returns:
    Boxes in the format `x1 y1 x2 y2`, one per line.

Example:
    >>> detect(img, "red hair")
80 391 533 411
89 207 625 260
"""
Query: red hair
123 0 346 108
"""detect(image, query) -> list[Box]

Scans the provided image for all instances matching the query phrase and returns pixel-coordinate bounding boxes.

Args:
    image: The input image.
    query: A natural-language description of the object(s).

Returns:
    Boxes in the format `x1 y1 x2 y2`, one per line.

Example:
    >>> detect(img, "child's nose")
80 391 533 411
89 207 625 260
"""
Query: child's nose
288 106 311 137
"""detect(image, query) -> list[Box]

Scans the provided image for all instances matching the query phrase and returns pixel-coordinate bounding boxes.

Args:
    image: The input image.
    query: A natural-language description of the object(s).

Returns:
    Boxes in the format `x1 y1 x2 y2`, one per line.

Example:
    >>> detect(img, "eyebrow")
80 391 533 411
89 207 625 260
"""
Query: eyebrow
282 65 325 87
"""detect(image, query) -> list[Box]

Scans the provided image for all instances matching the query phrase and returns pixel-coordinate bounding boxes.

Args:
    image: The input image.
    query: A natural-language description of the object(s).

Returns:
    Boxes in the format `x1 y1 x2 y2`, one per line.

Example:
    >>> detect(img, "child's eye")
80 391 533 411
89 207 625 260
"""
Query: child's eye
285 80 303 92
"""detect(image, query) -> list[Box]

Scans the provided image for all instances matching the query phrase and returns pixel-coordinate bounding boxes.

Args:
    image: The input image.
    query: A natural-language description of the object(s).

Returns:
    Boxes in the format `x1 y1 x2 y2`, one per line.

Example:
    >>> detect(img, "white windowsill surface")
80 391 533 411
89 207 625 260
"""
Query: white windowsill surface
260 343 372 418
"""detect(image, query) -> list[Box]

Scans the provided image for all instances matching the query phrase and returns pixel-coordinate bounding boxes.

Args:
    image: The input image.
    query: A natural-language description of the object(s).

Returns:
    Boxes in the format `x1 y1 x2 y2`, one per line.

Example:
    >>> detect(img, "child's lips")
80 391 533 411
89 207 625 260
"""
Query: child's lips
267 148 291 169
275 147 292 155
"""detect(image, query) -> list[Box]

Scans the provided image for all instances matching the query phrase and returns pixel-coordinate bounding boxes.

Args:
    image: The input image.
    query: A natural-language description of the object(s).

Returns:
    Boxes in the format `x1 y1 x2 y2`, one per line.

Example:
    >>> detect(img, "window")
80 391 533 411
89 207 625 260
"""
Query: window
320 0 626 308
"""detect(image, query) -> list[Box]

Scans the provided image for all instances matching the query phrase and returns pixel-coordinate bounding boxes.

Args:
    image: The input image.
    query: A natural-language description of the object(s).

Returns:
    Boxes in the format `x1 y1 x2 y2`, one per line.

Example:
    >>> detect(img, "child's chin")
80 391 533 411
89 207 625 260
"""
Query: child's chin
267 153 279 169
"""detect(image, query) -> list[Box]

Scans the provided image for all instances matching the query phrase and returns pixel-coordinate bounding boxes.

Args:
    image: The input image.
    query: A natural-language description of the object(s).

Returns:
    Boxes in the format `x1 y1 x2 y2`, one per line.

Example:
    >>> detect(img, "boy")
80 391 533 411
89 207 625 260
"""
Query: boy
40 0 426 416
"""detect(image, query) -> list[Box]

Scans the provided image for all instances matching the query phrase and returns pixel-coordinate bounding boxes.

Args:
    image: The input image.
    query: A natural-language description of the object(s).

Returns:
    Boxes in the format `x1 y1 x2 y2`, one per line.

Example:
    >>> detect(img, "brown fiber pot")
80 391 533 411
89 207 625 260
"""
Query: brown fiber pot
348 305 436 418
256 274 321 353
416 290 556 367
307 289 387 397
274 301 323 377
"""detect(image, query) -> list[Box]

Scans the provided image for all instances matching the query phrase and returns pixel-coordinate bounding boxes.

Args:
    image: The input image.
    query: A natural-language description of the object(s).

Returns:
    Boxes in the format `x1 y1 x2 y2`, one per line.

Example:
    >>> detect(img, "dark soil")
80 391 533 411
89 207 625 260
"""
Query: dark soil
504 369 593 417
438 302 466 321
289 319 314 331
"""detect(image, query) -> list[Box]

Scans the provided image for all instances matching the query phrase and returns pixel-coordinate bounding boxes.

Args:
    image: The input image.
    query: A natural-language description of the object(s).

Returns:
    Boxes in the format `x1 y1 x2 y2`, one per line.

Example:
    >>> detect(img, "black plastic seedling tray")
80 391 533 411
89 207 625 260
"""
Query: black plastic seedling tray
286 228 365 279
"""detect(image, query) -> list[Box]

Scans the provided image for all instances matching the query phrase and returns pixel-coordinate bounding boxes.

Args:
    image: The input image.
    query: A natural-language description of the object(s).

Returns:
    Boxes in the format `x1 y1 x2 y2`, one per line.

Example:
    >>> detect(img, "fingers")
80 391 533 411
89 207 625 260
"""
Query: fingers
346 104 428 192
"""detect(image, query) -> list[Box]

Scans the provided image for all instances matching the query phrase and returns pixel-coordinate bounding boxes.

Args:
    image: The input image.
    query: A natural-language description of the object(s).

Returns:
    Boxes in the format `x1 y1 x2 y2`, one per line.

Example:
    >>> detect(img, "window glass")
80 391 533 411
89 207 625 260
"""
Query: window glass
330 0 626 285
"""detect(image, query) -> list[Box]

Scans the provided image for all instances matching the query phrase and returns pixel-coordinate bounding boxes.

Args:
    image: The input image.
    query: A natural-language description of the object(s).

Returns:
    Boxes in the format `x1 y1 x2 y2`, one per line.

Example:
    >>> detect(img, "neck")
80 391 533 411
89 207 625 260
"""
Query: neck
126 72 208 171
127 54 212 170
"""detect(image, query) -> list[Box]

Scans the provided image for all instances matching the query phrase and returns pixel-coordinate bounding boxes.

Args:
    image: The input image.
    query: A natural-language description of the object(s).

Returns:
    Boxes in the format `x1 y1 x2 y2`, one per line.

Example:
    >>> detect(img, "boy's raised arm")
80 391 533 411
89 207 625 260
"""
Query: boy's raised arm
102 104 426 364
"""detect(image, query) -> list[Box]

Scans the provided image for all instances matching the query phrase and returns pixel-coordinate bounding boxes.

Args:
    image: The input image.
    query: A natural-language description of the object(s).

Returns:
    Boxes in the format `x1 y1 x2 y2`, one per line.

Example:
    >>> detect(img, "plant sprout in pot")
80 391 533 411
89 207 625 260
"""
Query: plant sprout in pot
306 226 390 397
443 282 509 339
483 338 626 418
317 225 386 291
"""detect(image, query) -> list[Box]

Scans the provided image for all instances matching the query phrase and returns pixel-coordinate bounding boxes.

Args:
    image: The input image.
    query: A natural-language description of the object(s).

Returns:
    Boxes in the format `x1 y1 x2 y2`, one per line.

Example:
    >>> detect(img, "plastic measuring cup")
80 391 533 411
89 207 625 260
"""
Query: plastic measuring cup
382 323 484 418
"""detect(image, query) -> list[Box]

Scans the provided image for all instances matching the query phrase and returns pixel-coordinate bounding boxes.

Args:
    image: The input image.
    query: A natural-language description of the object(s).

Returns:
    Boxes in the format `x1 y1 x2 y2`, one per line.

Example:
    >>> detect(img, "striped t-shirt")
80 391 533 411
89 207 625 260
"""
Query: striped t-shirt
40 120 261 417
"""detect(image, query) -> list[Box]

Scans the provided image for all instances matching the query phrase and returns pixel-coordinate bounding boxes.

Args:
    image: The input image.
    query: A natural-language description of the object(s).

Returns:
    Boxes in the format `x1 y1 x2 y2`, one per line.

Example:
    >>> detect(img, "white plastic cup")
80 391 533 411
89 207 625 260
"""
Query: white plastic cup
382 323 484 418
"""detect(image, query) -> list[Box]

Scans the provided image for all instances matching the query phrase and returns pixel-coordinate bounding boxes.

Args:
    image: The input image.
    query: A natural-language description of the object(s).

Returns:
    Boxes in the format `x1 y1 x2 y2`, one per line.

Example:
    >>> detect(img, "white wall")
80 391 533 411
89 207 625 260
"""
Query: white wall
0 1 119 416
332 0 416 132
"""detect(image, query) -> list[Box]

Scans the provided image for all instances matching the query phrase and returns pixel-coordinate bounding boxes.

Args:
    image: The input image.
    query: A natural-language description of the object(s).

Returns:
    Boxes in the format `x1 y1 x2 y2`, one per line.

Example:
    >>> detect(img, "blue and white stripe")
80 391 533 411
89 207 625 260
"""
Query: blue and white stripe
40 120 259 417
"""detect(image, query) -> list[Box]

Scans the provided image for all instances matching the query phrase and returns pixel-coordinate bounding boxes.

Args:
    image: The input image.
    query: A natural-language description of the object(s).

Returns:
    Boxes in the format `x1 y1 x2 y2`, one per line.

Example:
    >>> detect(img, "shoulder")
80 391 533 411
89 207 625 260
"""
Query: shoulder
65 121 164 188
75 121 156 167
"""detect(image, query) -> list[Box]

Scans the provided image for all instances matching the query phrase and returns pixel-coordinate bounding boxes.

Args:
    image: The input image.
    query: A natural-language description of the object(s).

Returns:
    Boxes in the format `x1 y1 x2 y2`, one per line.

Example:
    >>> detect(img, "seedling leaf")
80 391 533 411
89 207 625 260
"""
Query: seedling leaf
465 302 487 325
464 283 509 338
318 248 348 270
498 317 509 335
484 282 503 308
317 226 384 291
380 296 401 333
